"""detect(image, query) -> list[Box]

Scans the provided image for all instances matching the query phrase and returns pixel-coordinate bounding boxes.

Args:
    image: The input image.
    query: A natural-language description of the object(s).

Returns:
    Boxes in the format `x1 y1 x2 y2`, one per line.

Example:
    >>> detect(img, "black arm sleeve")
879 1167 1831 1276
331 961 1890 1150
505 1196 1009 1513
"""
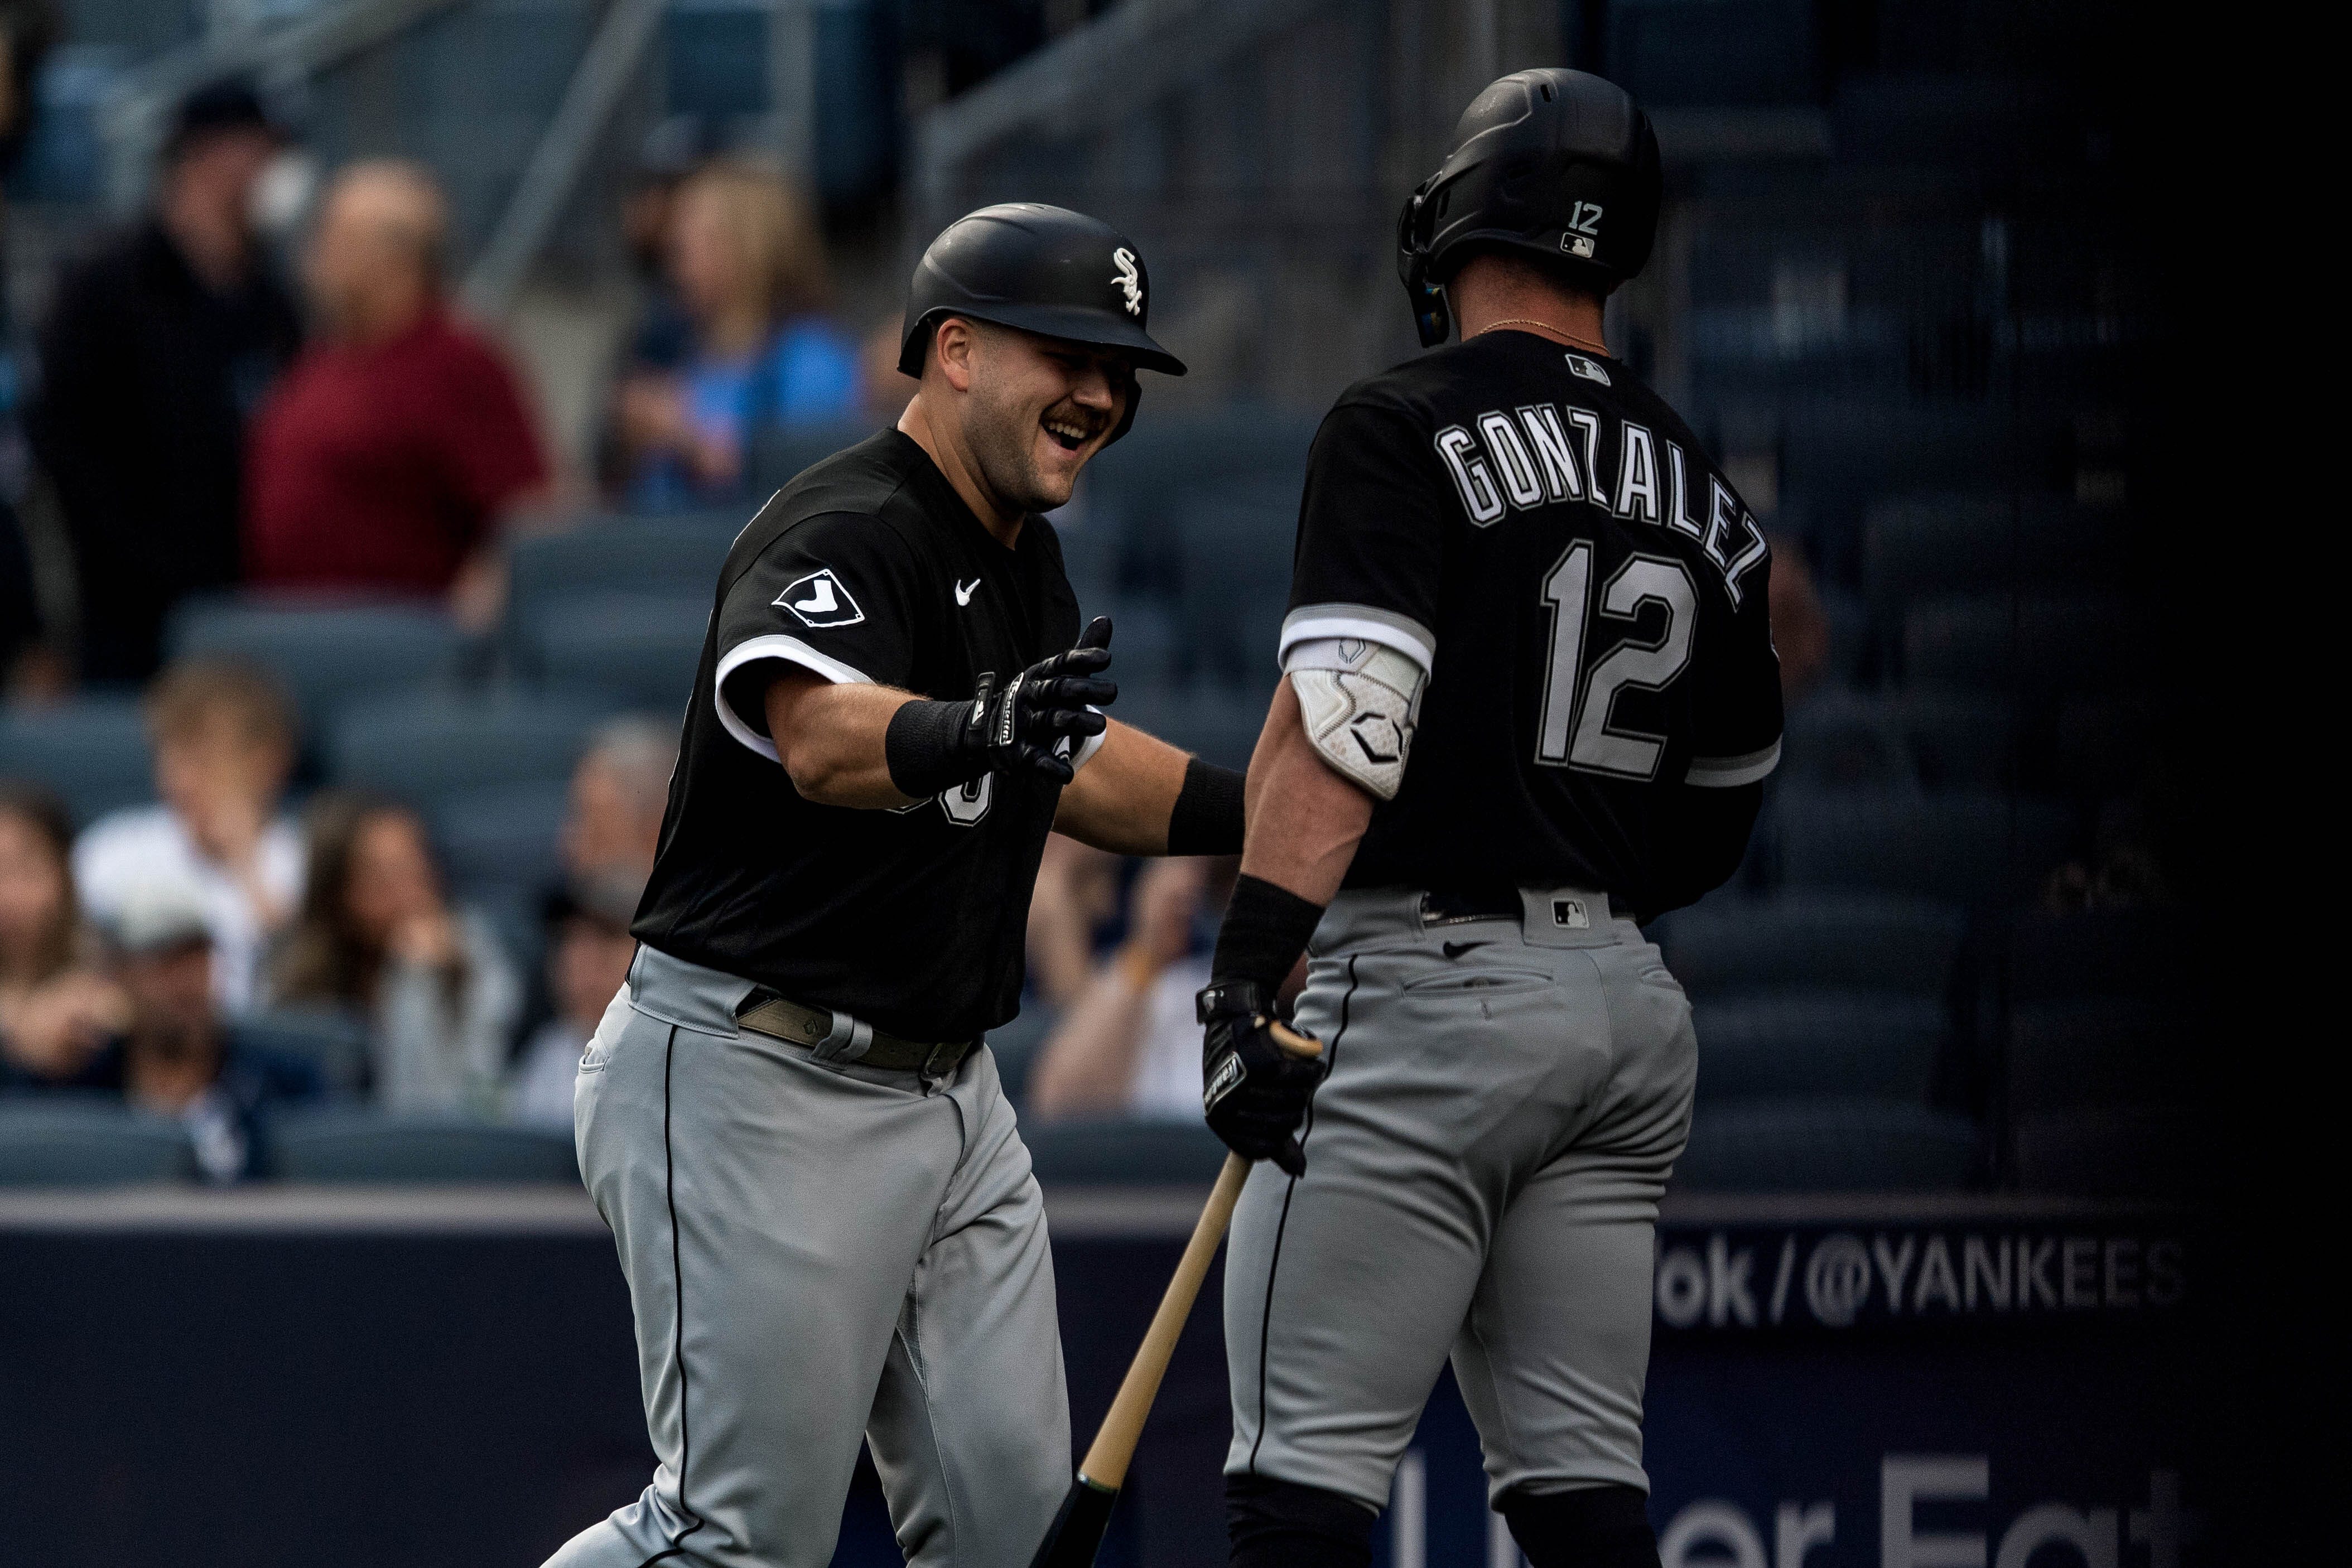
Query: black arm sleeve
1210 874 1326 993
1167 758 1246 856
883 697 986 798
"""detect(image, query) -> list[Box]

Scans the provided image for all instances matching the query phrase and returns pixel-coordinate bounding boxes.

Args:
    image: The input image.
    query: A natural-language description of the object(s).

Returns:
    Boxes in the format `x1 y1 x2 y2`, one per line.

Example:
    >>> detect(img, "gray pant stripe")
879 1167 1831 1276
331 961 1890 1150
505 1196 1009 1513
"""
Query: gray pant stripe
639 1025 705 1568
1247 954 1359 1478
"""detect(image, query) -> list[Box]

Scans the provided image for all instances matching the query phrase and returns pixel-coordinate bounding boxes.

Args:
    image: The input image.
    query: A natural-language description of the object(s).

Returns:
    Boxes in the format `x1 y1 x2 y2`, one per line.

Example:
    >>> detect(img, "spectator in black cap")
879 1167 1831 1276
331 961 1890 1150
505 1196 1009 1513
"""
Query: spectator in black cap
27 78 302 685
3 877 322 1181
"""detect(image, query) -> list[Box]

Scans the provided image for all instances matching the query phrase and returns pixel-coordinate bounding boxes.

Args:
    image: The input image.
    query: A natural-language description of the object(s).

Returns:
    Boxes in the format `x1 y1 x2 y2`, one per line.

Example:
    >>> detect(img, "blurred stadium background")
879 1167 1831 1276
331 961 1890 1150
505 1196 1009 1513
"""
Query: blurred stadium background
0 0 2262 1564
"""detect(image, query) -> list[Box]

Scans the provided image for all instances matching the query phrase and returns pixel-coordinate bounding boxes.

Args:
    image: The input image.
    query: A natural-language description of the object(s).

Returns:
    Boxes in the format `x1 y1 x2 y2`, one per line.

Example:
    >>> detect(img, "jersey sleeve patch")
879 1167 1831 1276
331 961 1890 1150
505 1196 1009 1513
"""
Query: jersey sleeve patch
712 634 877 761
1278 603 1437 676
1684 738 1781 788
773 567 865 628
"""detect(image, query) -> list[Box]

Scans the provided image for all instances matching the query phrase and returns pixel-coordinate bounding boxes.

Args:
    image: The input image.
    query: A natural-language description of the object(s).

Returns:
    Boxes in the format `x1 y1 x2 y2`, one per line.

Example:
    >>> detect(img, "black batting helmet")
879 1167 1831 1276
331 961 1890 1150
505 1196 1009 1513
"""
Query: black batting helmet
1397 69 1662 347
898 203 1185 442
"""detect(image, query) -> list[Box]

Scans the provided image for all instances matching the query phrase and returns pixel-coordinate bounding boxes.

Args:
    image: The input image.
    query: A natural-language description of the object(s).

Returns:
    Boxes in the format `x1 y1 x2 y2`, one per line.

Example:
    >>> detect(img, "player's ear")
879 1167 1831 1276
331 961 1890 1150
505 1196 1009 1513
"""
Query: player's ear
933 315 981 394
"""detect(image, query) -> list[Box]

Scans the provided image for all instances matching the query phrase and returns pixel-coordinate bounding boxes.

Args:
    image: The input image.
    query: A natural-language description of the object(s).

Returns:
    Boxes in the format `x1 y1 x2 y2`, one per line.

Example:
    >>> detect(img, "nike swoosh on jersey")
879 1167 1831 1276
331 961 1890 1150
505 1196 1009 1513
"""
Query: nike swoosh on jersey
955 578 980 606
1442 940 1491 959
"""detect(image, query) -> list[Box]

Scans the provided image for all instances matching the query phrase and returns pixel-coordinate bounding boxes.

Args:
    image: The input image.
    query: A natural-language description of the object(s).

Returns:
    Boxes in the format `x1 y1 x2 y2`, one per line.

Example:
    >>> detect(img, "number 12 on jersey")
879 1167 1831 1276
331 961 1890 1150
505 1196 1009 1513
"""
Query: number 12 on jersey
1536 542 1698 780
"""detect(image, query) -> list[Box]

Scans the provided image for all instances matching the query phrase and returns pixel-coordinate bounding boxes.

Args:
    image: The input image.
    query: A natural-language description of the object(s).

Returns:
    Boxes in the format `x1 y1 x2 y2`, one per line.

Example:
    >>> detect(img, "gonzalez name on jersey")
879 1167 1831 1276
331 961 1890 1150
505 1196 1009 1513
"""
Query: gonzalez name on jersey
1281 330 1783 921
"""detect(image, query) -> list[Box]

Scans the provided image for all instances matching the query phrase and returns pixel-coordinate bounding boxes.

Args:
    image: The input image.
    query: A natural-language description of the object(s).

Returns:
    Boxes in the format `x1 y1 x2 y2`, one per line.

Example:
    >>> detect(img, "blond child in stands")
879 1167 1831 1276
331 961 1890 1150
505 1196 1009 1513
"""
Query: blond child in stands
73 658 302 1013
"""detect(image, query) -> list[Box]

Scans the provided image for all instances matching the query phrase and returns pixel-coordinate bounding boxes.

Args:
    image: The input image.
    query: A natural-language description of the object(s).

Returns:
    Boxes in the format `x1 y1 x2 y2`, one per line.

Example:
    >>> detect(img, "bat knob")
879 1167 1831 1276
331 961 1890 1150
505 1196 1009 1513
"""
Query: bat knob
1269 1021 1324 1060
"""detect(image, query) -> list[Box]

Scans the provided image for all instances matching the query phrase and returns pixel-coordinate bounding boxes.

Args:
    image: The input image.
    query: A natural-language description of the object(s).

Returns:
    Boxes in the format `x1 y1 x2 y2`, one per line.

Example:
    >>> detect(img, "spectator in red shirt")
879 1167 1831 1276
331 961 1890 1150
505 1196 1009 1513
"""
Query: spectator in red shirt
245 161 552 626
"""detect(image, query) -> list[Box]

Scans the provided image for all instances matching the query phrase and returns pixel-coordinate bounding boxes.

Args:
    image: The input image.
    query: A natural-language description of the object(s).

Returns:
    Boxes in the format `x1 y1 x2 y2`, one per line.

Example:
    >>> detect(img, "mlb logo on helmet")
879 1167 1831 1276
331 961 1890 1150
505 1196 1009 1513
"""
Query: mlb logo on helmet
1111 247 1144 316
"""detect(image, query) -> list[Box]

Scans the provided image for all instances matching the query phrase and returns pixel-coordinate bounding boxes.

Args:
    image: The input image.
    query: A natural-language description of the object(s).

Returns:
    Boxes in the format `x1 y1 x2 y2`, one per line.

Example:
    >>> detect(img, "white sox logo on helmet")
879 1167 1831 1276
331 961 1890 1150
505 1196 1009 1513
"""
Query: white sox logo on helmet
1111 248 1143 316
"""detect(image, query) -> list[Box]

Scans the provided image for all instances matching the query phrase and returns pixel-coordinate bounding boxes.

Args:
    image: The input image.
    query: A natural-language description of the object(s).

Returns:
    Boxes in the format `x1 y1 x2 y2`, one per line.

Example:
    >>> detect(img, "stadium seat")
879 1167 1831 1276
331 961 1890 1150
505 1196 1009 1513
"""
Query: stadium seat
2004 907 2193 1004
1770 398 2071 553
1891 689 2023 788
2009 1106 2202 1198
432 778 571 897
1773 788 2075 908
1674 1097 1979 1191
1691 995 1948 1102
1782 688 2017 789
0 697 152 826
165 596 462 734
1609 0 1816 107
1817 583 1873 685
1902 591 2151 692
520 593 707 715
1656 890 1967 1000
463 884 550 1010
1085 408 1319 546
1081 596 1179 689
234 1010 371 1097
503 514 744 636
1781 690 1915 788
1024 1117 1231 1185
268 1111 579 1182
1050 498 1121 606
0 1101 195 1184
1112 688 1265 771
1174 482 1297 689
1830 73 2074 172
1862 493 2122 611
2005 997 2202 1117
2050 691 2162 798
326 689 619 809
743 417 889 495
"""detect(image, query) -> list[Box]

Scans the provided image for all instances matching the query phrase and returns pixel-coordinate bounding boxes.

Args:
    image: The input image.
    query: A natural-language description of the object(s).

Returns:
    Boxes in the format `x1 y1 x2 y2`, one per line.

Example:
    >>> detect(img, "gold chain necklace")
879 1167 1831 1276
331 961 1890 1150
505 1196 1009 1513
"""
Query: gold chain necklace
1476 319 1609 356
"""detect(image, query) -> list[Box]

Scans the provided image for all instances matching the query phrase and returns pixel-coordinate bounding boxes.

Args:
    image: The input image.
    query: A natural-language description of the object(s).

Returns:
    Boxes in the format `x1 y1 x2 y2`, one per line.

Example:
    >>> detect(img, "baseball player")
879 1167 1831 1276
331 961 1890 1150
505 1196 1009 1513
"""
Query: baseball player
544 205 1248 1568
1196 72 1782 1568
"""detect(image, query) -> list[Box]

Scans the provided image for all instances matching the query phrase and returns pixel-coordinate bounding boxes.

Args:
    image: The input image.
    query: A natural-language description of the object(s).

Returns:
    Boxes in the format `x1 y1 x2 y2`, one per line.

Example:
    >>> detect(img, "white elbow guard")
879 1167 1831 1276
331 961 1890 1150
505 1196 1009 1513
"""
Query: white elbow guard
1285 638 1428 801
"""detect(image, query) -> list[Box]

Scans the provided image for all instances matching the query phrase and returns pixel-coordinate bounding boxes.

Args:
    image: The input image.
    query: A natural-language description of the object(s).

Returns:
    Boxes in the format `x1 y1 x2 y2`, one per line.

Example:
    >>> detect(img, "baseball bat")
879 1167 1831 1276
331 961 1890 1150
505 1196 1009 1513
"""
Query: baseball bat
1028 1024 1322 1567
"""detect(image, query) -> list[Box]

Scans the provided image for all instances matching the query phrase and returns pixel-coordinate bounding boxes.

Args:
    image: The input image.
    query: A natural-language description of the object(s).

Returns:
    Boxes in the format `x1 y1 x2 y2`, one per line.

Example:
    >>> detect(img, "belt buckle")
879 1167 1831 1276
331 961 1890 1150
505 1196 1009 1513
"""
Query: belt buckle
920 1038 961 1078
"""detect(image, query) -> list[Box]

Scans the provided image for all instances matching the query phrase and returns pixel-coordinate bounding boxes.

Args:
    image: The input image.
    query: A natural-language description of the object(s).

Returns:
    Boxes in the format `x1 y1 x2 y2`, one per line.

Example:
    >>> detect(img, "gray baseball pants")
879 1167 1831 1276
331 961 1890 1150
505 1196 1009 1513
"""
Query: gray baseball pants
1222 887 1695 1511
542 943 1070 1568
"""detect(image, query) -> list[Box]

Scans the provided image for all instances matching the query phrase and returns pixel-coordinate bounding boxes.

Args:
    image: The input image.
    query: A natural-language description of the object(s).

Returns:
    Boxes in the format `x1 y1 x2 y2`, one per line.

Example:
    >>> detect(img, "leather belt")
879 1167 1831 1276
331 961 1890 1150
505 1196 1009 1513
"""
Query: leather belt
735 990 975 1076
1420 890 1523 925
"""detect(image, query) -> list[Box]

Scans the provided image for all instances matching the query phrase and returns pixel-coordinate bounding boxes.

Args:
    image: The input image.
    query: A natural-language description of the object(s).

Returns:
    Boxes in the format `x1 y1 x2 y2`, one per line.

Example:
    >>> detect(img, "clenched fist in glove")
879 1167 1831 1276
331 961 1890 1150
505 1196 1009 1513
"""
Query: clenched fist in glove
886 616 1117 795
1198 978 1328 1176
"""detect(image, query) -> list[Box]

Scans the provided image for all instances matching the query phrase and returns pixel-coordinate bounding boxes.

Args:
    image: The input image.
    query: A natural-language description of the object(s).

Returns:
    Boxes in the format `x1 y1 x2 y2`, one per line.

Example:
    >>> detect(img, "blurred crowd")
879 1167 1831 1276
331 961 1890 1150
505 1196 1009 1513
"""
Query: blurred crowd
0 637 1245 1176
0 68 1284 1173
1 73 910 697
0 653 674 1175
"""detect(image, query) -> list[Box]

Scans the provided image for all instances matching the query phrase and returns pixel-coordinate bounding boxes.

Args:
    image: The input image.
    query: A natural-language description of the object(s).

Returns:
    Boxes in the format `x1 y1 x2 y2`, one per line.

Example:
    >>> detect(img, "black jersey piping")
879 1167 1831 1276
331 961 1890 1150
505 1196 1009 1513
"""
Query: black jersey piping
1247 953 1358 1476
638 1025 706 1566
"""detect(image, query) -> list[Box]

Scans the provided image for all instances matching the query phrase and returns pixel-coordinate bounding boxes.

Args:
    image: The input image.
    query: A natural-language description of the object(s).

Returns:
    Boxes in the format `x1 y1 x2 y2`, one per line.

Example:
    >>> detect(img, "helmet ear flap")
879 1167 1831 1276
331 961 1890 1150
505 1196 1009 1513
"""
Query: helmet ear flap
1107 368 1143 445
1397 185 1452 349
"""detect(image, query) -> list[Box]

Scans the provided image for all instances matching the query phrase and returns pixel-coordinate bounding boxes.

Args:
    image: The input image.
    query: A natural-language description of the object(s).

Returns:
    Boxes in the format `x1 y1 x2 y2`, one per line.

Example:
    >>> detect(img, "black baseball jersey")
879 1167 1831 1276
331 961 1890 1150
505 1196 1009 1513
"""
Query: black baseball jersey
1285 330 1781 921
633 430 1086 1041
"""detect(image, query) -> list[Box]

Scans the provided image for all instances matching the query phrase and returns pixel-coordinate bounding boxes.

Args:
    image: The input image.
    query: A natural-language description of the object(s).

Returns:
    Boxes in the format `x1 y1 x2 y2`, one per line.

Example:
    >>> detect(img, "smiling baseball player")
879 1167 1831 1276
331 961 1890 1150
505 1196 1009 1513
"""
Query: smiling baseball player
1197 72 1783 1568
544 205 1249 1568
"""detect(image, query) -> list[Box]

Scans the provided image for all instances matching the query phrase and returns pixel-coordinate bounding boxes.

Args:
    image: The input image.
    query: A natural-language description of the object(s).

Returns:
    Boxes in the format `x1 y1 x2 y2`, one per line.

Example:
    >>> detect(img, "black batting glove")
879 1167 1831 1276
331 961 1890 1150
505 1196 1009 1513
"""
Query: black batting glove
1198 979 1327 1178
886 618 1116 796
967 616 1116 783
